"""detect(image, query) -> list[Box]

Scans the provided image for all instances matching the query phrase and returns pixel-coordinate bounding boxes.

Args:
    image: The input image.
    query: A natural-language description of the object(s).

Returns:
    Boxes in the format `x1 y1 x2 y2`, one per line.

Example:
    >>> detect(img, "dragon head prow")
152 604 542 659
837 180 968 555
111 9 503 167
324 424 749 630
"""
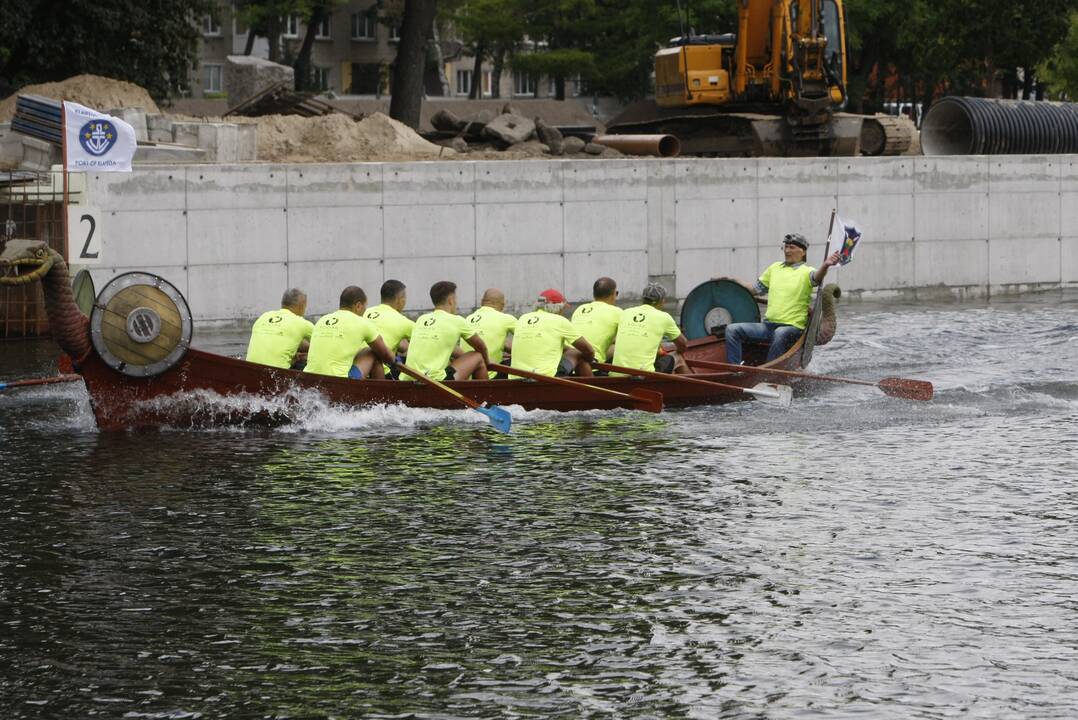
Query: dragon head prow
0 239 57 285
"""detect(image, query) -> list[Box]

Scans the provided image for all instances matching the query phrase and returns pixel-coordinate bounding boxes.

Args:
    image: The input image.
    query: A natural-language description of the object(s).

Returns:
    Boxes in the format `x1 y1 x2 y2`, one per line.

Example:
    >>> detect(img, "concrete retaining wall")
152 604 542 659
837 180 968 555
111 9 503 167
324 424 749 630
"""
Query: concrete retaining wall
82 155 1078 321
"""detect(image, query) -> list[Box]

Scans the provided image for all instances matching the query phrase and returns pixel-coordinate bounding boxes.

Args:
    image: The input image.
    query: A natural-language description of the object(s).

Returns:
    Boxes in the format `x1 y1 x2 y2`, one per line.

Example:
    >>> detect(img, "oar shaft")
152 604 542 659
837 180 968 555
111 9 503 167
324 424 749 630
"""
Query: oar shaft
594 362 751 394
0 374 82 391
489 363 634 400
687 358 875 387
394 362 481 410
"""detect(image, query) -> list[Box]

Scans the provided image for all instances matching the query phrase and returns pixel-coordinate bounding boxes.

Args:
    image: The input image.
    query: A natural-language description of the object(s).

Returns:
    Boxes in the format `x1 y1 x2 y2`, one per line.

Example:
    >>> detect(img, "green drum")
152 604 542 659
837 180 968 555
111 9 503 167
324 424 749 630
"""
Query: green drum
679 278 760 340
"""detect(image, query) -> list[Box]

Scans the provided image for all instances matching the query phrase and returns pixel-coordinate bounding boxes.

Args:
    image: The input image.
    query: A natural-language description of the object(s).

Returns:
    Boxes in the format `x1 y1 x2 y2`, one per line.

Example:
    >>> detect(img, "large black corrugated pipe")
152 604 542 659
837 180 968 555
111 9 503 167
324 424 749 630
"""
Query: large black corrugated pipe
922 96 1078 155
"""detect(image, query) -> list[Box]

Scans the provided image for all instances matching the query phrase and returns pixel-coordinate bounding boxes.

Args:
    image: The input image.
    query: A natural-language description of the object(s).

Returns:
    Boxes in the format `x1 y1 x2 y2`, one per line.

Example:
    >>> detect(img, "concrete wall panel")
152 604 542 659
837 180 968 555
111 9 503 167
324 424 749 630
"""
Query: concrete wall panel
100 210 187 268
988 192 1060 239
1061 157 1078 193
383 204 475 259
475 161 562 204
676 197 757 250
188 263 286 321
757 195 835 247
286 165 382 207
674 159 758 200
564 250 648 301
383 163 474 205
915 239 988 287
562 160 648 202
646 162 677 275
1062 237 1078 284
288 259 384 316
385 255 477 312
838 195 914 244
675 247 758 297
186 165 287 210
287 206 382 262
476 203 562 255
989 237 1062 286
840 241 914 290
837 157 914 196
564 200 648 252
89 167 186 211
914 193 989 242
914 157 988 193
187 208 287 265
475 254 563 311
1060 192 1078 234
758 158 838 198
988 156 1061 194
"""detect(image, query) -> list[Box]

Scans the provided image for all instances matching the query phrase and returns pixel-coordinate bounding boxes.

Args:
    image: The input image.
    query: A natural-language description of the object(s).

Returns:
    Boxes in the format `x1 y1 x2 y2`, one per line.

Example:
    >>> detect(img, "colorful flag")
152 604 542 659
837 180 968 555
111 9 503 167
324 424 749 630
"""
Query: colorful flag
63 102 137 172
828 215 862 265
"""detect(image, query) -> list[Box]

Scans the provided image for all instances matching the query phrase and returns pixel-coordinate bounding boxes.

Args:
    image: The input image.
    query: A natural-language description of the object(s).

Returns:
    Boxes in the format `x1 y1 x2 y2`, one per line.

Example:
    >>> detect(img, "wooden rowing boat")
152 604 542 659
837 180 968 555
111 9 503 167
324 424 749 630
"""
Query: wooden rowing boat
2 239 839 430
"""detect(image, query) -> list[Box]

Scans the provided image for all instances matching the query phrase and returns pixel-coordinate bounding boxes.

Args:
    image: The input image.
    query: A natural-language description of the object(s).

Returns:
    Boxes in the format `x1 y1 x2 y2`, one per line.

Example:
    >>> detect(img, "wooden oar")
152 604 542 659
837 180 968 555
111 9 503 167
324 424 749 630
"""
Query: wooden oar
594 362 792 408
0 374 82 392
488 363 663 413
394 362 512 433
686 358 934 401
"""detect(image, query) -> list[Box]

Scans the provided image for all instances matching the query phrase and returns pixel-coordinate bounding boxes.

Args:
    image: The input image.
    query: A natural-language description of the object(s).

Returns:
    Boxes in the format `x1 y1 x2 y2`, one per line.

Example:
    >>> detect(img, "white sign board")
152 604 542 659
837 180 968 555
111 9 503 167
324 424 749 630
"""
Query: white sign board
68 206 103 265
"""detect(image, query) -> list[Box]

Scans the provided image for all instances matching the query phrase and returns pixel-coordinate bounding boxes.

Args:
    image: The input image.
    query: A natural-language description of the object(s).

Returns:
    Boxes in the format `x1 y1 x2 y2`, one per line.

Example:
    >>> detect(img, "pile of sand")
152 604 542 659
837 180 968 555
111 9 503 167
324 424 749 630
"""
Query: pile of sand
0 74 160 121
257 112 455 163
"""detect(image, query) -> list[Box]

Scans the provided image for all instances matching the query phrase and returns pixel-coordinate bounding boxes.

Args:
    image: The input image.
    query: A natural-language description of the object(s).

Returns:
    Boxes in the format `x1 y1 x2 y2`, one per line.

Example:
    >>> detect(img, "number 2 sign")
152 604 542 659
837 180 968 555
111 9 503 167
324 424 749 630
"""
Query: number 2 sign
67 206 103 265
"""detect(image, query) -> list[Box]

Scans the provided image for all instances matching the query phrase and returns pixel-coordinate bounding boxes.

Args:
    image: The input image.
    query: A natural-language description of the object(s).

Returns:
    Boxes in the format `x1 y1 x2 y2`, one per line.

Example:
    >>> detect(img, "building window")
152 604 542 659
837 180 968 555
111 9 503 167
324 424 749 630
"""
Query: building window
283 14 300 38
351 13 374 40
313 66 331 90
202 13 221 36
482 70 493 97
203 64 223 93
513 72 536 96
315 15 330 39
389 25 400 41
456 69 472 96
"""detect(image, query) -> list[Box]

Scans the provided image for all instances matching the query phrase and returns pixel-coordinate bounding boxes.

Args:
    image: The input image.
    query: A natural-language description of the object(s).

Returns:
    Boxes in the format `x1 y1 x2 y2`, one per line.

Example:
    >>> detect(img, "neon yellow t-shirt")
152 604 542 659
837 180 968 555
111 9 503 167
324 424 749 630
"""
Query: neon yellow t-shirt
511 309 581 377
611 304 681 373
245 308 314 369
461 306 516 377
364 304 414 353
760 261 816 329
571 301 623 363
304 310 380 378
403 309 475 381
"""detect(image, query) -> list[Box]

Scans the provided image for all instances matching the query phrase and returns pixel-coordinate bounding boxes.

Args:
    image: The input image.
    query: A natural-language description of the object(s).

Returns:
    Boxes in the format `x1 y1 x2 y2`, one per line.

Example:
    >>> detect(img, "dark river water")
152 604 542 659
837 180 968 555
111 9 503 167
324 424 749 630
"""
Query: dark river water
2 292 1077 719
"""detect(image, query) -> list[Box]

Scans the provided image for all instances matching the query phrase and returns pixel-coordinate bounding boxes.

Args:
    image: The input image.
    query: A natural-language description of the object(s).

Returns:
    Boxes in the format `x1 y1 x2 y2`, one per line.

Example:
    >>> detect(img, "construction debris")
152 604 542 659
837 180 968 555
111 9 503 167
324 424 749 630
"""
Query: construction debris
225 81 358 119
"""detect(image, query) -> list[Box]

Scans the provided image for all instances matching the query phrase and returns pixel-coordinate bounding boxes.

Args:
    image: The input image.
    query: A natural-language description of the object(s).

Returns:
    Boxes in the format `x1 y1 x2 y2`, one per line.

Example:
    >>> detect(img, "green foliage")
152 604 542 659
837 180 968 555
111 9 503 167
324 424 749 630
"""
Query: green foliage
0 0 214 100
1039 11 1078 99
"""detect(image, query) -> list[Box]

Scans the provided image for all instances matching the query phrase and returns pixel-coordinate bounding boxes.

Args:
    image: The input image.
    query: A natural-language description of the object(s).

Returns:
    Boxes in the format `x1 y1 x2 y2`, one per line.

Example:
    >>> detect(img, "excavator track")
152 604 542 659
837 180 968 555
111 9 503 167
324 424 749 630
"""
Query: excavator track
858 114 917 156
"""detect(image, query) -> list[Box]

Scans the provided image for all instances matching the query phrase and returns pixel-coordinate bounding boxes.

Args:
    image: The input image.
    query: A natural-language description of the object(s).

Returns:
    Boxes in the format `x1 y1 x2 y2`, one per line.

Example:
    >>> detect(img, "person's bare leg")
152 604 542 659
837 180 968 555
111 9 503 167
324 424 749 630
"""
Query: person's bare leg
562 347 592 376
450 351 486 381
354 349 385 380
672 352 690 375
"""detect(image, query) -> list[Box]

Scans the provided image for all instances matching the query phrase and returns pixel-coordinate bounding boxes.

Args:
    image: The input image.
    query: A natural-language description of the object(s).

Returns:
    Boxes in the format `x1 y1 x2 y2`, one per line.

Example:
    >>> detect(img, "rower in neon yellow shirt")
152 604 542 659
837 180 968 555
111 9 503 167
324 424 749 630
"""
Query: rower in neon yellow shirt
403 280 490 381
511 288 595 377
611 284 688 375
364 279 414 376
305 286 394 379
570 276 622 374
245 288 314 369
461 288 516 378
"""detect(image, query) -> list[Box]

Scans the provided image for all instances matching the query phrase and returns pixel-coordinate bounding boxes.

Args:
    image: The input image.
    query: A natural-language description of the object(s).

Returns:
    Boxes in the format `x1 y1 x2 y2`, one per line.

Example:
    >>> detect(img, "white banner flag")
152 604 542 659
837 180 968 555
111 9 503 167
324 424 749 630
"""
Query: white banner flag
63 101 136 172
828 214 863 266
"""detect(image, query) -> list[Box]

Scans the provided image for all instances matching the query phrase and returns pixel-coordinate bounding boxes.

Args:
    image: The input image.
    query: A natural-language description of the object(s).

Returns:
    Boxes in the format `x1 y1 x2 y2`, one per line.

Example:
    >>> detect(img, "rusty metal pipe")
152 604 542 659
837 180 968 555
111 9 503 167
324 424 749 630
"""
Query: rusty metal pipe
593 134 681 157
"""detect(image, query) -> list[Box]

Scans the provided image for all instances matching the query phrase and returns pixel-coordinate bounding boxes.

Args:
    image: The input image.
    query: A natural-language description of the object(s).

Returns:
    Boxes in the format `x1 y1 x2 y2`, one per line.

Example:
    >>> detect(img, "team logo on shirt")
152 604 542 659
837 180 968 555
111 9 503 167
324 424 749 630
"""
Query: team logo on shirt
470 315 481 324
580 306 593 314
268 316 282 324
423 317 436 326
368 311 380 319
632 313 646 323
526 316 540 325
325 317 339 326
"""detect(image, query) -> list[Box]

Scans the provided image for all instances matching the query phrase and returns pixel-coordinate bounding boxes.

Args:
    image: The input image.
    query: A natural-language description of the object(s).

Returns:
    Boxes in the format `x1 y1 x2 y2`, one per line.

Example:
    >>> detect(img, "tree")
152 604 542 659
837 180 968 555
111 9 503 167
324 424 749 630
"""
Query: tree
450 0 524 99
0 0 213 101
1039 11 1078 99
389 0 439 128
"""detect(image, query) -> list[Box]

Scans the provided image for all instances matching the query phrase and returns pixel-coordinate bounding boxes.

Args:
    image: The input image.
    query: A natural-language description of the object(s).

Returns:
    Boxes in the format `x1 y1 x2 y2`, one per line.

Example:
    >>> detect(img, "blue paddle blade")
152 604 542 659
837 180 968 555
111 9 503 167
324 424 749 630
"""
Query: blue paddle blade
476 404 512 434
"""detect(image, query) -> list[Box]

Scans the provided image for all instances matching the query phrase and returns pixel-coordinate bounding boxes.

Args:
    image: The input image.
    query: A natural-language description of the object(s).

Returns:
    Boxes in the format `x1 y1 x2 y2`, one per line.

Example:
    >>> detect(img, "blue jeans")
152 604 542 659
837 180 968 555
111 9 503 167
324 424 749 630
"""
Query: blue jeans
724 322 803 365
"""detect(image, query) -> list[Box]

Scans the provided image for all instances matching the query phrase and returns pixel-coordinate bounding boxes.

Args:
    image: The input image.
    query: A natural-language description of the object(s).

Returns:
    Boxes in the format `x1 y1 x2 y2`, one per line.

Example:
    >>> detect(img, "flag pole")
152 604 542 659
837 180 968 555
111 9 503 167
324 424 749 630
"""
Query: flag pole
61 101 69 262
799 208 836 368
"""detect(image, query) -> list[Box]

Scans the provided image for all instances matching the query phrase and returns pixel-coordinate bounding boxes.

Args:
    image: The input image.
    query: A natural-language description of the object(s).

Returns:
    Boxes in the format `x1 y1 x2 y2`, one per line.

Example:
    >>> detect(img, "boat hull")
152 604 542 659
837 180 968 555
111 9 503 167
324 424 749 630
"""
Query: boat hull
72 334 805 430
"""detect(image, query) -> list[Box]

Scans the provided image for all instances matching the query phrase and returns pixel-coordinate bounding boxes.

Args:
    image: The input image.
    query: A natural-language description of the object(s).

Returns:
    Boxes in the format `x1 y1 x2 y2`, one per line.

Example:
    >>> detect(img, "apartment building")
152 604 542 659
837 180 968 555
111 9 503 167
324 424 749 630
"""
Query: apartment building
192 1 584 100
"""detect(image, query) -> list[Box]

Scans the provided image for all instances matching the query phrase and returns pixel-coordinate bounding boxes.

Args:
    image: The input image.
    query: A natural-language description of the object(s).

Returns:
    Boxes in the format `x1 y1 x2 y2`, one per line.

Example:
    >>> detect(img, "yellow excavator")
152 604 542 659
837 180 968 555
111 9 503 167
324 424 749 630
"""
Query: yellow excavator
605 0 913 156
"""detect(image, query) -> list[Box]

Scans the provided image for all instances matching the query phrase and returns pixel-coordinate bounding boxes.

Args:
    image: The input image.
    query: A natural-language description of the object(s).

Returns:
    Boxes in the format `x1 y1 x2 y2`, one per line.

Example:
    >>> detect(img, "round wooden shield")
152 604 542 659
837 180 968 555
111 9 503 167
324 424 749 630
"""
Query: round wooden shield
89 272 193 377
679 278 761 340
72 269 96 318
